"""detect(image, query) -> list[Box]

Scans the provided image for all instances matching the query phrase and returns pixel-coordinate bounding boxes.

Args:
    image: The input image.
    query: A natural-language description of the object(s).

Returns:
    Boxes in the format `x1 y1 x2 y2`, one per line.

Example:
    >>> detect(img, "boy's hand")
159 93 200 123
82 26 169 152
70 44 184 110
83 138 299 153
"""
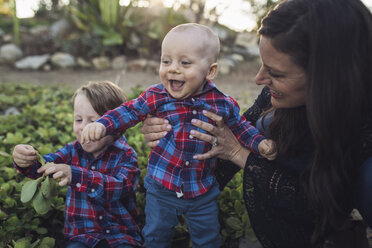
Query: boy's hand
258 139 277 160
13 144 38 167
81 122 106 144
38 163 72 186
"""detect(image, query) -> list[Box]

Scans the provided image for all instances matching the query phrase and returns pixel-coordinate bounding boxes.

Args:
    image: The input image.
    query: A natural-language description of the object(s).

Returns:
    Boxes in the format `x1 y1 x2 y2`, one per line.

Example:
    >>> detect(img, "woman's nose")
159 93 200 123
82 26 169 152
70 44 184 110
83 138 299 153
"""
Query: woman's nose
255 66 271 85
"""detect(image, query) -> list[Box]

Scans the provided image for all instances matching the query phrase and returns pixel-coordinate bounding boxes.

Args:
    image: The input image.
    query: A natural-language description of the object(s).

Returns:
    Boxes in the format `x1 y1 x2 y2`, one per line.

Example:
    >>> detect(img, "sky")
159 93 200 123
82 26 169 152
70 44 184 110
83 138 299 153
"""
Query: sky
15 0 372 32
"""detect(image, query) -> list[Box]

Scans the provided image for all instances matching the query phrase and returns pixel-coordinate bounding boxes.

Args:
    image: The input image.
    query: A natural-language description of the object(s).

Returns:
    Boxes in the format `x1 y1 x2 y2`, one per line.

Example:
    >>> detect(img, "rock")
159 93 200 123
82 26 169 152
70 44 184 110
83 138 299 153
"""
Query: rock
146 60 160 74
112 56 127 69
51 52 76 68
127 59 147 72
235 32 259 56
3 34 13 43
0 28 4 37
30 25 49 36
50 19 70 39
5 107 21 116
0 43 23 63
218 57 235 75
92 56 111 70
77 57 92 68
15 54 50 70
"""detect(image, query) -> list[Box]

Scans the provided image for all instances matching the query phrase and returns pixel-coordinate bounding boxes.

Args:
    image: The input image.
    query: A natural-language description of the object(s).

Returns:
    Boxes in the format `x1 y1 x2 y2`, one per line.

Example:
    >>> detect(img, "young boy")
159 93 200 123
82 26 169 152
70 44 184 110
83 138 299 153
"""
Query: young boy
12 81 143 248
81 23 276 247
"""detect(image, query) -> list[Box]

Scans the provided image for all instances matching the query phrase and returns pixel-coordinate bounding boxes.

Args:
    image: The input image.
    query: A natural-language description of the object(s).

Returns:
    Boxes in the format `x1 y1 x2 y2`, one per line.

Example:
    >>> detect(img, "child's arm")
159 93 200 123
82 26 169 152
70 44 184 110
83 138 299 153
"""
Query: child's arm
80 122 106 144
12 144 38 168
258 139 277 160
69 150 139 203
82 89 154 144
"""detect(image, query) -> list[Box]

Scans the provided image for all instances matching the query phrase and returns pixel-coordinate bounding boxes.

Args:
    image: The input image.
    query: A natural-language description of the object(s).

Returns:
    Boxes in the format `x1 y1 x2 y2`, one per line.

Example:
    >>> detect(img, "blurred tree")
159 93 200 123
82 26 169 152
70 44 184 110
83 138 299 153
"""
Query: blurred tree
245 0 279 30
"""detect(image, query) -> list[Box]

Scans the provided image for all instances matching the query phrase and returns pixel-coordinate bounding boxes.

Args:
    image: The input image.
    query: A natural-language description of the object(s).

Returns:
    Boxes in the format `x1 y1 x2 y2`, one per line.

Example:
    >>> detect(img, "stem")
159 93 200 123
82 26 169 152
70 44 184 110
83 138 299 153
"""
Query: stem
11 0 20 45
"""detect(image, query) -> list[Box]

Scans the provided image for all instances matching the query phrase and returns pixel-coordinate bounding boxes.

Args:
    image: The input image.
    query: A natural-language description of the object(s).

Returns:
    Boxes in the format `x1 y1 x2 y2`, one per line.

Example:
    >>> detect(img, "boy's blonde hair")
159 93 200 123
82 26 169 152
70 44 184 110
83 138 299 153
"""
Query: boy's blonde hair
170 23 220 63
72 81 127 116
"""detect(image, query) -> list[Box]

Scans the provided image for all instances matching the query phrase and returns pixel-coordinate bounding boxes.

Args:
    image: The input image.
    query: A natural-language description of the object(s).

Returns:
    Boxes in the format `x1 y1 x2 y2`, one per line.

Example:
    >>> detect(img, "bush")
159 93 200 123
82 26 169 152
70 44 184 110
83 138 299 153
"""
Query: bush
0 82 255 247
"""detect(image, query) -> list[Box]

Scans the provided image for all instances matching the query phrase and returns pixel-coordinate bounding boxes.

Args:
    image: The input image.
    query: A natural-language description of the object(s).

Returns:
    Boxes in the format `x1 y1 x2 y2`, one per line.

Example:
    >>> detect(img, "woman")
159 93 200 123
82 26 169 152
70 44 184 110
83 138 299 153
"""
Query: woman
141 0 372 246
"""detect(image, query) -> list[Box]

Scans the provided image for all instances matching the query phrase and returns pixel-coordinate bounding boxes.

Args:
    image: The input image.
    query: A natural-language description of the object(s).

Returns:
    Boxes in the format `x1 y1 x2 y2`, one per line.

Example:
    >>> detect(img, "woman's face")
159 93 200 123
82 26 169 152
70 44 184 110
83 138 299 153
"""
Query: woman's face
255 36 307 109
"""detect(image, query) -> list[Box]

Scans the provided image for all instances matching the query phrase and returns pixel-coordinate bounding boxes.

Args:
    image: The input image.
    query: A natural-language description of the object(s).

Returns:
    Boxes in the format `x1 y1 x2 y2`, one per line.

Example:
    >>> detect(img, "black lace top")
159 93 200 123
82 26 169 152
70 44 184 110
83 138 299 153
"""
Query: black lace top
215 86 372 248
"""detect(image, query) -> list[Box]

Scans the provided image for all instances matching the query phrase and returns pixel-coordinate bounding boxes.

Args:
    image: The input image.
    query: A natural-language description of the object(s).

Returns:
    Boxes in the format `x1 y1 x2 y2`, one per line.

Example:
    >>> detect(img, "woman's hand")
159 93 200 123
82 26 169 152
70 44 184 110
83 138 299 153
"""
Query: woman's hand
191 110 250 168
141 114 171 148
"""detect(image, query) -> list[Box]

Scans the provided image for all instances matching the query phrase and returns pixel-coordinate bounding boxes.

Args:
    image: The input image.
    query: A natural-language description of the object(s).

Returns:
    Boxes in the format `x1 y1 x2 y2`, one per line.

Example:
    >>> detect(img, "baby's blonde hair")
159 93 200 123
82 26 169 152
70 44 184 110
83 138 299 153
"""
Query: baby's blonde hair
72 81 127 116
169 23 220 63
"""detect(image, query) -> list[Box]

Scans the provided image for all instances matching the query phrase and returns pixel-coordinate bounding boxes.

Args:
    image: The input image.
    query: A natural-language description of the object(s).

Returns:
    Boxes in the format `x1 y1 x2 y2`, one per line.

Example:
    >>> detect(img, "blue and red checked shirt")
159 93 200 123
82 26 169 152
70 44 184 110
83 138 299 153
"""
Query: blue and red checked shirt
14 136 143 247
97 81 264 199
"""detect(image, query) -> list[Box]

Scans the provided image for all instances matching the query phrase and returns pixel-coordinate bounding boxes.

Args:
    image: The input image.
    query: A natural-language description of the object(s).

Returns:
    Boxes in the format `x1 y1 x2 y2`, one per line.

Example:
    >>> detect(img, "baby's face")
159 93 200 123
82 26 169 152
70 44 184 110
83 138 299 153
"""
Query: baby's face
73 93 113 158
159 30 215 100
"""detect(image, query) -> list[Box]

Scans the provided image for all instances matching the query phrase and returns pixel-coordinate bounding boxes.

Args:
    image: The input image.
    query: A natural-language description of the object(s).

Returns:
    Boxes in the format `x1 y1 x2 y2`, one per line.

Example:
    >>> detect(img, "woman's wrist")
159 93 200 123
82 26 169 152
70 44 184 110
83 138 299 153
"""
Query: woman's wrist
229 146 250 169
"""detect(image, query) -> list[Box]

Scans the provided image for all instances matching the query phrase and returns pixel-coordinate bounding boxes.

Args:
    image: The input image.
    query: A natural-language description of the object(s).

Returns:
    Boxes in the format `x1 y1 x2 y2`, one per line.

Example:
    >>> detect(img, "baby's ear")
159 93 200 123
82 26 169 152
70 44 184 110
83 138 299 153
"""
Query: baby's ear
206 63 218 81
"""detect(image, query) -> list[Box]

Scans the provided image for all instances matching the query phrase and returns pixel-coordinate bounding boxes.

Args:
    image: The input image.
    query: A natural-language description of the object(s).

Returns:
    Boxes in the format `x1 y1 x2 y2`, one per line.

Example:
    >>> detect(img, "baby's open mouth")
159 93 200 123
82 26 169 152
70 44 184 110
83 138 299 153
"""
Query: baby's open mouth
169 80 185 90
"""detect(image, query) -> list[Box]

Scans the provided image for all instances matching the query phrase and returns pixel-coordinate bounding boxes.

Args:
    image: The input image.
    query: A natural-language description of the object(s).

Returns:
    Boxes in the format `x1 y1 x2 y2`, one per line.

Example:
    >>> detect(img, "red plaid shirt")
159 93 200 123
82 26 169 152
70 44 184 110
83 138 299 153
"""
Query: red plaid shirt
14 136 142 247
98 81 264 198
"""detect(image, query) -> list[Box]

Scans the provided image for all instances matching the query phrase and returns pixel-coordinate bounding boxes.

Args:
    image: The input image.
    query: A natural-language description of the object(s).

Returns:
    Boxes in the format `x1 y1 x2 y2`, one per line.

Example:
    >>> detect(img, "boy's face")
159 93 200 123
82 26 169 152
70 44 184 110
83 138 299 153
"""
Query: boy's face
73 93 114 158
159 29 217 100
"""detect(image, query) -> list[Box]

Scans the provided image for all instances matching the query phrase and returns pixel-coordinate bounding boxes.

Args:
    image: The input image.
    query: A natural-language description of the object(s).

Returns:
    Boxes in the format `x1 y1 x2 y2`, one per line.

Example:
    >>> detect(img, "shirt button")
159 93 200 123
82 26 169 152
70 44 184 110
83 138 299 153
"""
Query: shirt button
98 215 103 220
76 183 81 188
185 161 190 166
189 134 193 139
192 110 197 115
106 229 110 234
91 166 95 170
91 189 95 193
191 98 195 102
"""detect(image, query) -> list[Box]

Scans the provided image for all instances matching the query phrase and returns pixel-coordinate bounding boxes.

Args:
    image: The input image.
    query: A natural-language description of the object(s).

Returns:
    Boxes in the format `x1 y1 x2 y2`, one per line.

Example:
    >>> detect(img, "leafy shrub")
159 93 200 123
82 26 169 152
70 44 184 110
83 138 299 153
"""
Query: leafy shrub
0 82 255 247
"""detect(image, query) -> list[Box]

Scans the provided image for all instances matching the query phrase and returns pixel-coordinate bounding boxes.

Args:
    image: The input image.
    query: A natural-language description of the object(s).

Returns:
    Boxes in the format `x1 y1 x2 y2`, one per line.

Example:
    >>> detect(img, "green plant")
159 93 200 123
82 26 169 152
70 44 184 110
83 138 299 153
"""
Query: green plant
20 154 58 215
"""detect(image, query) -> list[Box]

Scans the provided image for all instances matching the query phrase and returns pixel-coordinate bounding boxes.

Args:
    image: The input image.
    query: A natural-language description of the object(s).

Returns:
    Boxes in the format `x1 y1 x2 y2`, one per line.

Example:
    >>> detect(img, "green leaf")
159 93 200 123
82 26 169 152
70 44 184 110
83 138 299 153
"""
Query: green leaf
21 178 42 203
41 176 52 198
36 227 48 234
32 190 51 215
0 151 11 157
13 237 31 248
103 32 123 46
40 237 55 248
225 216 242 231
37 153 45 166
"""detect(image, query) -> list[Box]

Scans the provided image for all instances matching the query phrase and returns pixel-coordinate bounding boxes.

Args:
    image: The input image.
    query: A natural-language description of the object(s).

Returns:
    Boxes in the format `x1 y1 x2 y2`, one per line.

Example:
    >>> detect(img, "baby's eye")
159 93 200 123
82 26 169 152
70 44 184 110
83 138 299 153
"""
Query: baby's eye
162 59 170 64
181 61 191 65
75 119 82 122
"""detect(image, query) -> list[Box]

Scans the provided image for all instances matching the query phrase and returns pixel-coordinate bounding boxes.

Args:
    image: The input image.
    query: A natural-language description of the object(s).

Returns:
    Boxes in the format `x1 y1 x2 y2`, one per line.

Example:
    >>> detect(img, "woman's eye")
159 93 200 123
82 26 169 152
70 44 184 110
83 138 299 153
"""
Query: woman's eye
268 71 282 78
75 119 82 122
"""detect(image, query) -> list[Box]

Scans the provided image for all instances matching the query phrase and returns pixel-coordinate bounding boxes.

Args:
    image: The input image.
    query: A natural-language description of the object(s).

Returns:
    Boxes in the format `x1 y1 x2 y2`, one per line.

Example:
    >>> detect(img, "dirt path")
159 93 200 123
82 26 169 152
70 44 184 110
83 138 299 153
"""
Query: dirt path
0 60 263 109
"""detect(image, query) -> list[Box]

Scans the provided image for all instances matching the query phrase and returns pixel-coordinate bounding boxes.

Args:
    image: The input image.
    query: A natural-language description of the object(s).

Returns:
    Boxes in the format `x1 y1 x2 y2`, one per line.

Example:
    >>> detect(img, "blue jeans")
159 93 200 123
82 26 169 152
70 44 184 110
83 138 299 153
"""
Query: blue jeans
66 240 134 248
355 156 372 227
142 176 221 248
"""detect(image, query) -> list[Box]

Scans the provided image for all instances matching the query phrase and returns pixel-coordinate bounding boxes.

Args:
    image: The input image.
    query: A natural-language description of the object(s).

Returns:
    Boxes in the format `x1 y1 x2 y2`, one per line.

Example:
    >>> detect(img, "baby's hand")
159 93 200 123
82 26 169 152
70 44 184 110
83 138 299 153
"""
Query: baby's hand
81 122 106 144
258 139 277 160
37 163 72 187
13 144 38 167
